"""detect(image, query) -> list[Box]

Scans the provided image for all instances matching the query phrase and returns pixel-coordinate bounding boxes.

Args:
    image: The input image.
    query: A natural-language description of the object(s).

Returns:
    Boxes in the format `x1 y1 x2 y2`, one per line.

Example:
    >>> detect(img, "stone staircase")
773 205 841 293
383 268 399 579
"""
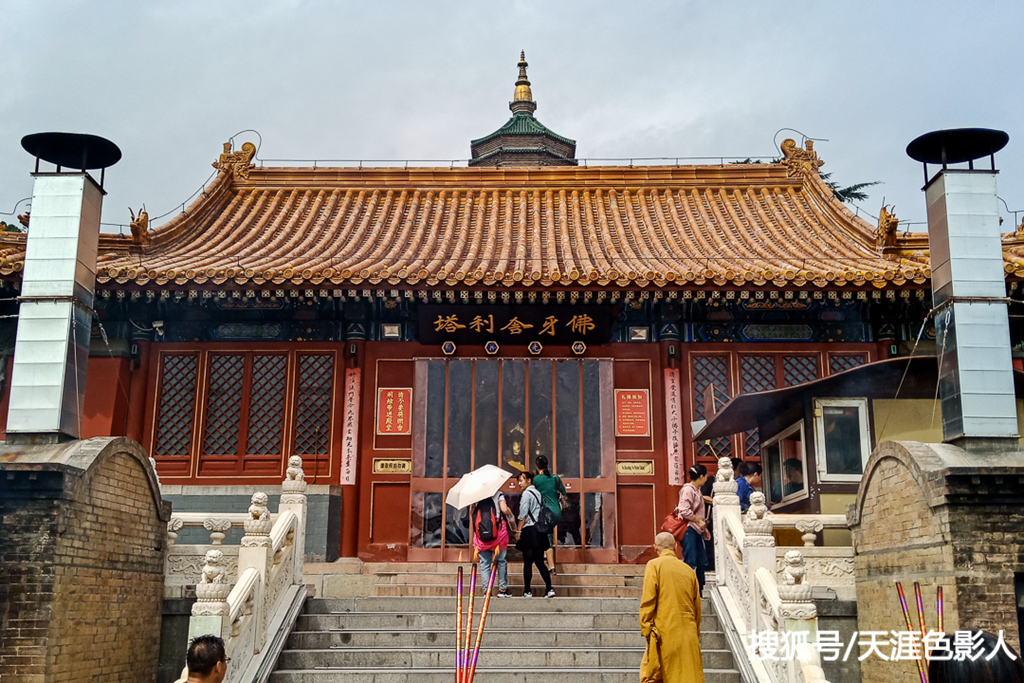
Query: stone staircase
373 562 644 598
274 564 741 683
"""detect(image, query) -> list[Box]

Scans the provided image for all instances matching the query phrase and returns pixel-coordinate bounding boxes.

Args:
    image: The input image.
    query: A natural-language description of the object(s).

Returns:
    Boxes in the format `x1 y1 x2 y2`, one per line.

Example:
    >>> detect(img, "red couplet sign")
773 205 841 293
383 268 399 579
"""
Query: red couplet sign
376 388 412 435
615 389 651 437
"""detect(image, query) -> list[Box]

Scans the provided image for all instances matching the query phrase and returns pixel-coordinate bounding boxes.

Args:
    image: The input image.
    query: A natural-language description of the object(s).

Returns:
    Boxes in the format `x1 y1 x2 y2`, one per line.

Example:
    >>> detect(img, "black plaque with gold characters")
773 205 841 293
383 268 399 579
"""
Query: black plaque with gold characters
418 304 614 345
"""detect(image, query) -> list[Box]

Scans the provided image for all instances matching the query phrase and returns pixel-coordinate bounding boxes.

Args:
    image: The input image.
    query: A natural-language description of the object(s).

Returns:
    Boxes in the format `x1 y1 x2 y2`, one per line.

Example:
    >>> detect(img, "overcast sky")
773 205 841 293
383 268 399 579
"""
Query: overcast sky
2 1 1022 235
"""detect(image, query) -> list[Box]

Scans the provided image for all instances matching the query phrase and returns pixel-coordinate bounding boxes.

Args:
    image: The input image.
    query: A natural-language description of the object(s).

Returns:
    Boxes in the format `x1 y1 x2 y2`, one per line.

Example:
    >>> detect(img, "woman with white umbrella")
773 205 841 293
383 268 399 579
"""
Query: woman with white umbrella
446 465 516 599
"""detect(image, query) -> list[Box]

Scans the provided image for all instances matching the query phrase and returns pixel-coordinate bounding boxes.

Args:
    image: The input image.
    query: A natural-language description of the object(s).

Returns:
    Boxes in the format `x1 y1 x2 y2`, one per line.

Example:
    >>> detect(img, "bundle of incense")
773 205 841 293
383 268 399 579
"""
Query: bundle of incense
466 568 497 683
896 582 928 683
463 564 478 683
455 566 464 683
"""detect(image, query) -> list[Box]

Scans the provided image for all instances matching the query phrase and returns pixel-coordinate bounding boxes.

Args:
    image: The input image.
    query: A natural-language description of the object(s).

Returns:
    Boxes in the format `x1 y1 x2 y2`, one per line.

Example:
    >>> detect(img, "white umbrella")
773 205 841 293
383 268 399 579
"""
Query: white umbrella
445 464 515 510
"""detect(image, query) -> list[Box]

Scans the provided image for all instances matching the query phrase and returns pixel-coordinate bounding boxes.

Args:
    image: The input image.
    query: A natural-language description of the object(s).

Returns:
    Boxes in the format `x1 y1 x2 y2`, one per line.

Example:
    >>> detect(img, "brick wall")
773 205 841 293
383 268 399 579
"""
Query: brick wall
849 440 1024 683
0 438 170 683
0 470 64 683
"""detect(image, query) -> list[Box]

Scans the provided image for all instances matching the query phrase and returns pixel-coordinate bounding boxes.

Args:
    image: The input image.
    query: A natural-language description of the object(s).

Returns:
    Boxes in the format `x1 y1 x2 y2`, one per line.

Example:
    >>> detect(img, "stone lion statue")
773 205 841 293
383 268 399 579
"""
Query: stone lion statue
286 456 305 481
782 550 806 585
747 492 769 520
715 456 734 482
200 549 226 584
248 492 270 521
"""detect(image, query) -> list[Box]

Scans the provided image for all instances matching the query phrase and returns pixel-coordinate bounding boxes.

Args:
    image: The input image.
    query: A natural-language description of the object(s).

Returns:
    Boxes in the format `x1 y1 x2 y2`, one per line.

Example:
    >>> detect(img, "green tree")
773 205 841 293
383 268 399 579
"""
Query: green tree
821 172 880 203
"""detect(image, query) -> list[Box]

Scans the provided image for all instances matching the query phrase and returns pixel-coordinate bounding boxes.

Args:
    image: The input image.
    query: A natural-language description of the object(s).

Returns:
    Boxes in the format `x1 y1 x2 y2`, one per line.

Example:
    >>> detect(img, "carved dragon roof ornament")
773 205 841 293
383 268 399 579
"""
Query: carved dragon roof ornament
780 138 824 178
129 206 150 246
876 204 899 249
212 141 256 179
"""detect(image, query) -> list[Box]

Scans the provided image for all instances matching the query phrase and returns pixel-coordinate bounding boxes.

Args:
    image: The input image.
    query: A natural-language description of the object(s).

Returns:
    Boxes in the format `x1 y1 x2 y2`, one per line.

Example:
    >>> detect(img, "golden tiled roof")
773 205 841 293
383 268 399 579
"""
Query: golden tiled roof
12 145 1021 290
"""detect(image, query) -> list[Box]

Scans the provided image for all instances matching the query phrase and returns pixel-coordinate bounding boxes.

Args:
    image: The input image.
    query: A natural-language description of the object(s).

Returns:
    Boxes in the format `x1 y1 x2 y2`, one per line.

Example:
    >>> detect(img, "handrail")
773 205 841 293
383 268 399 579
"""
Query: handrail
269 511 296 556
174 457 309 683
710 585 761 683
768 513 847 529
722 507 746 551
166 512 279 546
754 567 782 616
172 512 278 526
710 458 834 683
228 567 260 624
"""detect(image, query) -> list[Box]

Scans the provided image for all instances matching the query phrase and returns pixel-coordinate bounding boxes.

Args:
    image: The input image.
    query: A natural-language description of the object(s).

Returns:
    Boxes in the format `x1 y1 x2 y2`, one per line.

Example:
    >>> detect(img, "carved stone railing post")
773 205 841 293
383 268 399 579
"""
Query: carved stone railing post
777 550 821 683
712 456 740 588
237 491 272 653
279 456 308 578
190 550 232 640
794 519 823 547
167 517 184 546
743 492 776 632
204 518 233 545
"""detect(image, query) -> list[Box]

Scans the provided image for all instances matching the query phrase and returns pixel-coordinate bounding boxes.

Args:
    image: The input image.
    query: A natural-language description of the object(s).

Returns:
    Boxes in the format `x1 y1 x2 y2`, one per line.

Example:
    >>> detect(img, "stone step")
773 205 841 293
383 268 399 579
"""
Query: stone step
295 611 721 632
373 584 640 598
286 628 727 651
376 572 642 588
268 667 741 683
358 562 647 576
276 646 736 670
303 596 654 614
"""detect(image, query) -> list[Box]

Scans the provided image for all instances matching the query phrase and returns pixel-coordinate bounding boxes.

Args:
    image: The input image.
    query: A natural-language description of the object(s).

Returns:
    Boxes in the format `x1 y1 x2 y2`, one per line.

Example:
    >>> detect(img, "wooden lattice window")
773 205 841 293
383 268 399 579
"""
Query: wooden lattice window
200 353 289 457
740 356 777 393
293 354 334 455
154 354 200 456
692 355 732 458
829 353 867 375
246 355 288 455
782 355 819 387
202 355 246 455
739 356 777 459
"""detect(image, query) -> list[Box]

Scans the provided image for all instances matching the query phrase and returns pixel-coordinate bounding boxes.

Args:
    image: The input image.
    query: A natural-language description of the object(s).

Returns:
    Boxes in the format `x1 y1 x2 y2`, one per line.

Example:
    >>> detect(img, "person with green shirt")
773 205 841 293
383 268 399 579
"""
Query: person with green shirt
532 454 566 574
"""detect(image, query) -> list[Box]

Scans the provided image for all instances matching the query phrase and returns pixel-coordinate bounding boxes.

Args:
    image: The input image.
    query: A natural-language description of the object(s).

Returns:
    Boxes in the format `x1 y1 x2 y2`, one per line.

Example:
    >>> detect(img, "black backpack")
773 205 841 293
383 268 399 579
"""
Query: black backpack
474 497 500 542
529 490 558 535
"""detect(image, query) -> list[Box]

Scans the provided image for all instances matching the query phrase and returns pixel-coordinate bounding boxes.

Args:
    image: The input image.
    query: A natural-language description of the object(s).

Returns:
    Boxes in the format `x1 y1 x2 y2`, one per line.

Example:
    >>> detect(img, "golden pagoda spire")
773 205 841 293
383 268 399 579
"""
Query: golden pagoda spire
510 50 537 115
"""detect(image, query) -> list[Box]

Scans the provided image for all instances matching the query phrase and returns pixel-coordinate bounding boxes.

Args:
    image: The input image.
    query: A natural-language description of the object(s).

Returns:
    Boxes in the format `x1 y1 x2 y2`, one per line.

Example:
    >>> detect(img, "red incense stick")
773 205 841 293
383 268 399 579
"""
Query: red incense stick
463 563 477 682
914 582 928 643
896 582 928 683
937 586 944 634
456 566 464 683
467 567 497 683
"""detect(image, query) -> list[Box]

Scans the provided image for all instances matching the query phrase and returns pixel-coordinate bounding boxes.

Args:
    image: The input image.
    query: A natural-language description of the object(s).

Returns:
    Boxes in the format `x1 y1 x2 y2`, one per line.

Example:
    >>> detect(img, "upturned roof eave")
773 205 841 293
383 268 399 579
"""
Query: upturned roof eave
470 114 577 147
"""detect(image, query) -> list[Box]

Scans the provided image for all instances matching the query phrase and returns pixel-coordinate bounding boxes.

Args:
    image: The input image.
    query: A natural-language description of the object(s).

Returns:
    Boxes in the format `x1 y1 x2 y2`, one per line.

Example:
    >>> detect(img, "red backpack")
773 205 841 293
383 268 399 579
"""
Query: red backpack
473 497 500 542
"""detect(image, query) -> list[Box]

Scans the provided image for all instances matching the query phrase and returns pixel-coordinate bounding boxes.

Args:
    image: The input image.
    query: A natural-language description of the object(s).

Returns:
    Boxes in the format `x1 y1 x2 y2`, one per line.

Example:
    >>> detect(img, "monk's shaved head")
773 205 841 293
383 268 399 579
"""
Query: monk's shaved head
654 532 676 550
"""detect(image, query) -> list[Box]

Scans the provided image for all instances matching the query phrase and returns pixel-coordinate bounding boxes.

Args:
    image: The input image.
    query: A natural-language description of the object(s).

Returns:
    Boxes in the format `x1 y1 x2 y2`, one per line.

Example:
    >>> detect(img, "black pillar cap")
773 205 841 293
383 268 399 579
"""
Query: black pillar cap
906 128 1008 164
21 132 121 170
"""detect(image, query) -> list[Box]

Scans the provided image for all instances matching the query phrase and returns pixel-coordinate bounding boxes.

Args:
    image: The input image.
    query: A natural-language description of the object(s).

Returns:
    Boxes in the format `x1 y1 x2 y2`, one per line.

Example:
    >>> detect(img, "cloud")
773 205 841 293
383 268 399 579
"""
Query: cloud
2 1 1022 231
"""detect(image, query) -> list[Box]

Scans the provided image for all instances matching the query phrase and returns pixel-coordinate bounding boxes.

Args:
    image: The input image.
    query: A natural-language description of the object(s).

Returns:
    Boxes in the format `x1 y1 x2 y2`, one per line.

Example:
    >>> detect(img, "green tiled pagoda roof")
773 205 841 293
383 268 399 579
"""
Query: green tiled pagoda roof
470 112 576 147
470 146 578 164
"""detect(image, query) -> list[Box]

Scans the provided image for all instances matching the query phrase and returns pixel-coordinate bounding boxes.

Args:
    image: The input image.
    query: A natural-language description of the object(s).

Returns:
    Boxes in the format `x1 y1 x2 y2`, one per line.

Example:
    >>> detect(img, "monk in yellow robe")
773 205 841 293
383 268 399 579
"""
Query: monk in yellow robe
639 532 704 683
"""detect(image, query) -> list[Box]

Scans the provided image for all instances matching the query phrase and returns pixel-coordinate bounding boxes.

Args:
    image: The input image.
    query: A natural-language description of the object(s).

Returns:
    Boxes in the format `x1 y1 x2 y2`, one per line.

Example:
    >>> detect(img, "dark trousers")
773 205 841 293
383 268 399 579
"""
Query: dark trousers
682 527 707 593
521 547 551 593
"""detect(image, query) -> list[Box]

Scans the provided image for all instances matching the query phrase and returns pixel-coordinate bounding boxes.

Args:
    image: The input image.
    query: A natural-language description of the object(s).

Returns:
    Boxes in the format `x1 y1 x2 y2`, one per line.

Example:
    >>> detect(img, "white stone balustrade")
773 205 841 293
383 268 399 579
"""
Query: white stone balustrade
711 457 835 683
766 514 847 546
173 457 308 683
167 512 279 545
